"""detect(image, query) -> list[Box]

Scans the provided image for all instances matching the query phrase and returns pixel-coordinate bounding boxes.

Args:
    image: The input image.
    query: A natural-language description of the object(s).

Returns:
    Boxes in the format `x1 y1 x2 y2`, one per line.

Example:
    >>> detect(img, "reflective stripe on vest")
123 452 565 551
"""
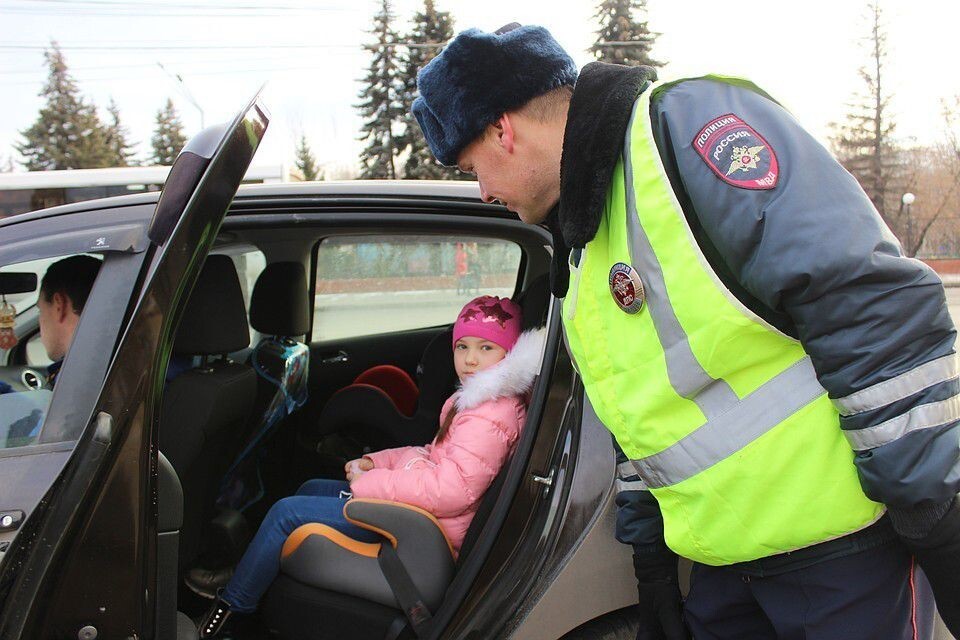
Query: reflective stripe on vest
560 79 883 565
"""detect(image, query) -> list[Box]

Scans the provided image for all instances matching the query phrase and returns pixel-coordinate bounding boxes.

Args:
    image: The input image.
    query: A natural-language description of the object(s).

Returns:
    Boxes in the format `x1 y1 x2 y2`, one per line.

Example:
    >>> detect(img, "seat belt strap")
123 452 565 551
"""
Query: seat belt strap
378 542 432 638
383 615 409 640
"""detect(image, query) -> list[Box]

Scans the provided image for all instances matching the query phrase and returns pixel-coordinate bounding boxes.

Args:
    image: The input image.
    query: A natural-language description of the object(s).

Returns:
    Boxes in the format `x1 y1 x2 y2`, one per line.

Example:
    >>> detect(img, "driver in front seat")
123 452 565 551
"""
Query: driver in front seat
199 296 543 638
36 255 102 387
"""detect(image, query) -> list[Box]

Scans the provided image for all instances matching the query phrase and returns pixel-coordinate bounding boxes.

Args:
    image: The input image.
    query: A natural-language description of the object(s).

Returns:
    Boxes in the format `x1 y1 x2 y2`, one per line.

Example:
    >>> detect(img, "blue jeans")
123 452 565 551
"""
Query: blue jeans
222 478 380 612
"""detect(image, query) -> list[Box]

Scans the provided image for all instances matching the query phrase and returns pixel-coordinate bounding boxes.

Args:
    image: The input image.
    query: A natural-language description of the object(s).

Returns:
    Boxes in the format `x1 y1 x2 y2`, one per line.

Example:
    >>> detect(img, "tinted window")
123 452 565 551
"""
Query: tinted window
313 236 521 341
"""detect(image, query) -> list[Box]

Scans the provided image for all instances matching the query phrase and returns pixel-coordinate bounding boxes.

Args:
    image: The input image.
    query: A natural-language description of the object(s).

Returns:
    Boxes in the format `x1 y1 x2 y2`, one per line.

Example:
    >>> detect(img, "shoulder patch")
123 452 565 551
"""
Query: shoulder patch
693 114 779 190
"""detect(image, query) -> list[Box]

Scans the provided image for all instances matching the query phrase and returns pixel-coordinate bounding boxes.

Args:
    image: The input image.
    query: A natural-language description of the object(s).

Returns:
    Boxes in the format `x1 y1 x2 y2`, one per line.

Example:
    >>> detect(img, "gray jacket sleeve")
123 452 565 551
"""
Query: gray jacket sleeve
649 77 959 511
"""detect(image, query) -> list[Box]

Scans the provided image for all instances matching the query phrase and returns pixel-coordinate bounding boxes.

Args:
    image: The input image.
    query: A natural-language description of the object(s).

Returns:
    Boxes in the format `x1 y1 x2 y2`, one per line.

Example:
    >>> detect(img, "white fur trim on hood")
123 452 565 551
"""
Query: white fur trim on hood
455 327 546 412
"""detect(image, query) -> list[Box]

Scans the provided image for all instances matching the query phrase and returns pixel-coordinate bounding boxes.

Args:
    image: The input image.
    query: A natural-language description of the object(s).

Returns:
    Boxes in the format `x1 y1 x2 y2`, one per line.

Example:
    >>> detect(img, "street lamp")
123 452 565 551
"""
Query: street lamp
902 192 916 255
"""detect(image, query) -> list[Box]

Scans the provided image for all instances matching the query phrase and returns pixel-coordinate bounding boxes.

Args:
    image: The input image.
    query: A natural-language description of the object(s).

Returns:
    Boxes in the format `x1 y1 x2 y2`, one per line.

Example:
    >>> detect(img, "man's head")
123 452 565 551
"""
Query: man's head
38 255 102 362
413 24 577 224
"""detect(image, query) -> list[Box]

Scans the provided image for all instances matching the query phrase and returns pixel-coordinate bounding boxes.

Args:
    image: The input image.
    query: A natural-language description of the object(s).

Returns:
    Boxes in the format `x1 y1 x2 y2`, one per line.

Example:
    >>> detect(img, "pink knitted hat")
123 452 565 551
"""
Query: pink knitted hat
452 295 523 351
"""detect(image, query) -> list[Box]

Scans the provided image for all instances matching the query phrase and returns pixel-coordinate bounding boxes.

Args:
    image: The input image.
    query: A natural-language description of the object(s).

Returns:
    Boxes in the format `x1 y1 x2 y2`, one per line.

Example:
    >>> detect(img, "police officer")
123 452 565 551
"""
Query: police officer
411 23 960 640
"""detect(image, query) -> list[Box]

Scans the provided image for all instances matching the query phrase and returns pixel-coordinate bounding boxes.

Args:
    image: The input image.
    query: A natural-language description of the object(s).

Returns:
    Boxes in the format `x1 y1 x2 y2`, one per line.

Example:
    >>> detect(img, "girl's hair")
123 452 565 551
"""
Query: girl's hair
436 405 458 443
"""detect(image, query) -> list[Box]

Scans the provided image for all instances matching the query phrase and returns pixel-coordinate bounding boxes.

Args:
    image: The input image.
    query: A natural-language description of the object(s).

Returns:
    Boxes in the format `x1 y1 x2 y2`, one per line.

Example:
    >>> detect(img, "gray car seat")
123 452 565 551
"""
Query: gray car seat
159 255 256 571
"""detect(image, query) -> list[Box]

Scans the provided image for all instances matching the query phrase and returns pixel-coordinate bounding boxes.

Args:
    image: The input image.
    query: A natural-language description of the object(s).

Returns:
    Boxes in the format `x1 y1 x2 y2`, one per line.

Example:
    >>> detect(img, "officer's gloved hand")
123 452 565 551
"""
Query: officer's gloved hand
633 548 689 640
894 498 960 636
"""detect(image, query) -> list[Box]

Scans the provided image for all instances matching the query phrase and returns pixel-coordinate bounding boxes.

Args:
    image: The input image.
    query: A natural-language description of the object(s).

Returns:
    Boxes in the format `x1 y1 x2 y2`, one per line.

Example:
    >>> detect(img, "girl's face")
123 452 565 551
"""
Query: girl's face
454 336 507 383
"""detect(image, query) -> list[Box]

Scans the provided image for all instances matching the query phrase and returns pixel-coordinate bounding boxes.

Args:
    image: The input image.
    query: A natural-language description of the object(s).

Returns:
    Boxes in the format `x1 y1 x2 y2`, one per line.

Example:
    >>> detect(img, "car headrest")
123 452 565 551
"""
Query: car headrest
415 327 457 415
173 255 250 356
250 262 310 337
517 274 550 329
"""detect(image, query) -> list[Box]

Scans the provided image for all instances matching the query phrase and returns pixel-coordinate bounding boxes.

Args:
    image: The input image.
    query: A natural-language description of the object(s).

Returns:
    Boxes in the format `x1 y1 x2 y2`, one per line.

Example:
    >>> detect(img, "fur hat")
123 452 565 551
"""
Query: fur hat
412 24 578 166
453 295 523 351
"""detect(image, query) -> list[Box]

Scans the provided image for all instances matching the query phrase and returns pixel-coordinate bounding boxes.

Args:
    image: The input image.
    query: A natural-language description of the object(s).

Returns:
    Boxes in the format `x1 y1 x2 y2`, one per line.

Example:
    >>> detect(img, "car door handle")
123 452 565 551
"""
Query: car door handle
320 350 349 365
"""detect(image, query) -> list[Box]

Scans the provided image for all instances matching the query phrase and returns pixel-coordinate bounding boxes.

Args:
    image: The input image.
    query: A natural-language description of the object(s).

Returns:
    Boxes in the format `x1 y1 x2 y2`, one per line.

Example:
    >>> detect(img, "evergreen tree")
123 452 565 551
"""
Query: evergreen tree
357 0 403 179
151 98 188 166
830 2 906 238
104 98 137 167
295 133 322 181
16 44 114 170
590 0 663 68
400 0 464 180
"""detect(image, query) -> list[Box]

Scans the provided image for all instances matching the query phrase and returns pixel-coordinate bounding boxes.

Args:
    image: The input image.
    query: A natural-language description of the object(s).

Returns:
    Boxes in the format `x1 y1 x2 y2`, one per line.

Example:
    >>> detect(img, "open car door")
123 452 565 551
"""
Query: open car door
0 93 269 640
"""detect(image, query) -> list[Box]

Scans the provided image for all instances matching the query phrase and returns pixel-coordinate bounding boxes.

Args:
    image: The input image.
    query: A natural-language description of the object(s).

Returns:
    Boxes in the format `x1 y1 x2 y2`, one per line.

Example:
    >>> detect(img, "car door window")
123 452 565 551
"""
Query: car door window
313 235 521 341
0 253 103 450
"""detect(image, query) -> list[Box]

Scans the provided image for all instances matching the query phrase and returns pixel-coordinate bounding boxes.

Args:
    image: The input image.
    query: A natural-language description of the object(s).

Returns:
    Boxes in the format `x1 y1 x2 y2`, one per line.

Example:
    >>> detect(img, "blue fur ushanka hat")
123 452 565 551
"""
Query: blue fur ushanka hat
412 24 578 167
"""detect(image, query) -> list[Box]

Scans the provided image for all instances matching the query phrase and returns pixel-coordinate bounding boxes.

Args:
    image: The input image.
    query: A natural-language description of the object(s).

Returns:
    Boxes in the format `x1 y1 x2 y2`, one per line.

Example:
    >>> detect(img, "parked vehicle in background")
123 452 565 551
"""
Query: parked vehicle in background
0 163 293 219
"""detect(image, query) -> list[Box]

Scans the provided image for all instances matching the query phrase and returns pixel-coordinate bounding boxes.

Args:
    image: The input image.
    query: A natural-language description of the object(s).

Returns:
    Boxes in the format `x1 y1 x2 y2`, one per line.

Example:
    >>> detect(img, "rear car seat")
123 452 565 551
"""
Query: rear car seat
316 275 551 451
259 275 551 640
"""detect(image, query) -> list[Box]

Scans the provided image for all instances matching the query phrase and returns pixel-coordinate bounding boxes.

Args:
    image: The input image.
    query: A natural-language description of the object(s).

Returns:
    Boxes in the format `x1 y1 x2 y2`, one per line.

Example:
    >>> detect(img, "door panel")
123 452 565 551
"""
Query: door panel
307 324 448 412
0 94 268 640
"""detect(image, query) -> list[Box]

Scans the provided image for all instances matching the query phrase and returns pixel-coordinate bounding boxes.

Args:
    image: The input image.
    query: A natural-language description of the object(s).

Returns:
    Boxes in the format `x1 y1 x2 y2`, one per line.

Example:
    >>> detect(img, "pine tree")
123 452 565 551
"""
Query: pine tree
357 0 403 179
16 44 114 170
151 98 188 166
830 2 906 239
399 0 464 180
104 98 137 167
295 134 322 181
591 0 663 68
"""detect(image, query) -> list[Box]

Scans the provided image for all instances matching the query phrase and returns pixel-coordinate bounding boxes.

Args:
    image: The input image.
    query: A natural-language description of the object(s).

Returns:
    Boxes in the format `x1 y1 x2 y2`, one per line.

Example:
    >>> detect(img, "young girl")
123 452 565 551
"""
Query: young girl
199 295 543 637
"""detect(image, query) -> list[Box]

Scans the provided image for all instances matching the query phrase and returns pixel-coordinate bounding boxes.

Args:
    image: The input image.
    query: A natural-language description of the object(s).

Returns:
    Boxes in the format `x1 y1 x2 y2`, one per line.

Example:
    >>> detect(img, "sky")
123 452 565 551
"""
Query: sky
2 0 958 175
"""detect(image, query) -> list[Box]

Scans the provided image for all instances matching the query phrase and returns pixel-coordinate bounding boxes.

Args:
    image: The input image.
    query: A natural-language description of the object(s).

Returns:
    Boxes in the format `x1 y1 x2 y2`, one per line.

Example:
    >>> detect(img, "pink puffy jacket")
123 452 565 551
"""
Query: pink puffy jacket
350 328 543 555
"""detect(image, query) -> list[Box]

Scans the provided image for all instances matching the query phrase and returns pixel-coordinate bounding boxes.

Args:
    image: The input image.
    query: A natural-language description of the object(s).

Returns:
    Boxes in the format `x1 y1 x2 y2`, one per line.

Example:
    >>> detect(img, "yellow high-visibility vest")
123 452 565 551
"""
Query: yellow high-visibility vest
562 81 884 565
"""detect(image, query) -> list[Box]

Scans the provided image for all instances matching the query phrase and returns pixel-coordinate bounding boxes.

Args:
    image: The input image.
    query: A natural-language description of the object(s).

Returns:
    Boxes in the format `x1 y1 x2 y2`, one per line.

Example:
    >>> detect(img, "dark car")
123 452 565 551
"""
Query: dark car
0 95 639 639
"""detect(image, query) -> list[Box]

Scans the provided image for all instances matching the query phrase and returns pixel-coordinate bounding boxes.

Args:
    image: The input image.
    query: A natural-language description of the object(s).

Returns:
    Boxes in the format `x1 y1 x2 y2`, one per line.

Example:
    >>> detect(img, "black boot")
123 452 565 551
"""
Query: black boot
198 594 236 639
186 566 234 600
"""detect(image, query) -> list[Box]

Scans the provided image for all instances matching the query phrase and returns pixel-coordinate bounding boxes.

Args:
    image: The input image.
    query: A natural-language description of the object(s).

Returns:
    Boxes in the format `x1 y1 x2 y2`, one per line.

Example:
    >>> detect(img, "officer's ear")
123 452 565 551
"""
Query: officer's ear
492 113 516 155
51 291 72 322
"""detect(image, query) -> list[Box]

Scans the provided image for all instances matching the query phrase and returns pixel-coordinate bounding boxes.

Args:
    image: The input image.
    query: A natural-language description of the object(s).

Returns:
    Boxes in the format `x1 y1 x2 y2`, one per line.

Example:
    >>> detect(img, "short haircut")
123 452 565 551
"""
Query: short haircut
40 255 102 315
516 84 574 122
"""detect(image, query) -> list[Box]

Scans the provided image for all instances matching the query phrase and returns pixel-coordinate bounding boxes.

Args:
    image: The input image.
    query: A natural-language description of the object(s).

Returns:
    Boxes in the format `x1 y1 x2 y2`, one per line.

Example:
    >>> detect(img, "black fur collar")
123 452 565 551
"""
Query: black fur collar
547 62 657 296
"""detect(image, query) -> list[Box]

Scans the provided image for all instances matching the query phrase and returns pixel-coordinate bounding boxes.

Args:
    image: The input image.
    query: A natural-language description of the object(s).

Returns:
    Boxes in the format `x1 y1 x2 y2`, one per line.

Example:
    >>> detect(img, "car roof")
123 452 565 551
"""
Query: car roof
0 180 485 228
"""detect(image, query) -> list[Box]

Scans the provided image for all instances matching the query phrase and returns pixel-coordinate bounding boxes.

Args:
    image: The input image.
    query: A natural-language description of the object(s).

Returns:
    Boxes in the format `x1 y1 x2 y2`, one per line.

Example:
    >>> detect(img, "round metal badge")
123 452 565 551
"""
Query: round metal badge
608 262 645 314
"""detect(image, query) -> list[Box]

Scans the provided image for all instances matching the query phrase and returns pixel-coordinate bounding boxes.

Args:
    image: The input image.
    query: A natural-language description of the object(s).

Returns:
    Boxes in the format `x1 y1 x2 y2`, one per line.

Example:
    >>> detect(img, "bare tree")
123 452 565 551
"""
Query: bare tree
831 2 908 234
901 97 960 256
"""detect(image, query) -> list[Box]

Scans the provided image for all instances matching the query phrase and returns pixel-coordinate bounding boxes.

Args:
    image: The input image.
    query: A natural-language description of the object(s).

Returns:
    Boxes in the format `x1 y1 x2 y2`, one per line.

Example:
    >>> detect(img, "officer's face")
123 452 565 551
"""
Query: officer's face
457 113 560 225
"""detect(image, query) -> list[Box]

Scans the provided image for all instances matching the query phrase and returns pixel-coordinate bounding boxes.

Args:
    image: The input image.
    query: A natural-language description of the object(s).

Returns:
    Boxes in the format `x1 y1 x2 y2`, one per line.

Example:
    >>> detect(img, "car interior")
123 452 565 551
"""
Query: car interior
0 207 558 639
165 221 552 639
